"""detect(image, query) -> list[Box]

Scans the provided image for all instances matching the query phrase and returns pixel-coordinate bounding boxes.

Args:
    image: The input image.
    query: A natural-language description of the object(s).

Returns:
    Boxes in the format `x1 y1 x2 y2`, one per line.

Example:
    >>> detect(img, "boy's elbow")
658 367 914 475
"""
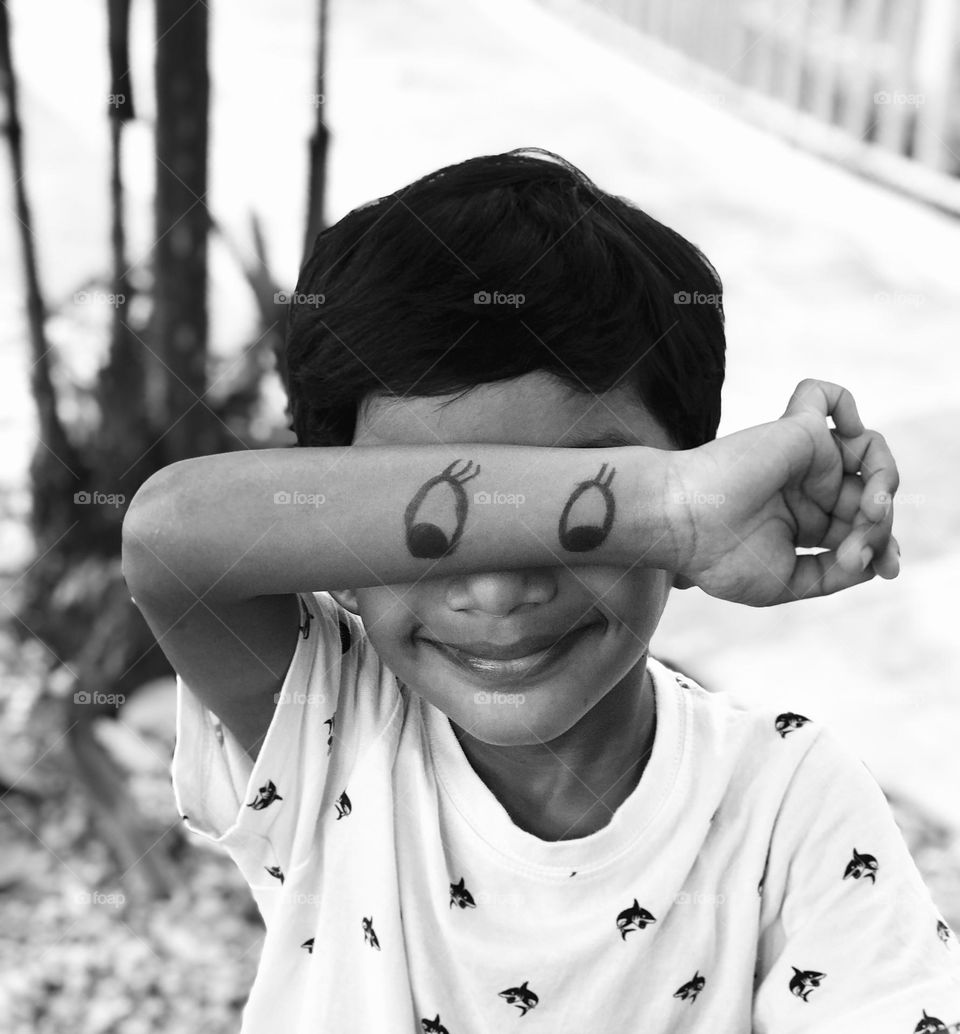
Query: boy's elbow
122 464 189 602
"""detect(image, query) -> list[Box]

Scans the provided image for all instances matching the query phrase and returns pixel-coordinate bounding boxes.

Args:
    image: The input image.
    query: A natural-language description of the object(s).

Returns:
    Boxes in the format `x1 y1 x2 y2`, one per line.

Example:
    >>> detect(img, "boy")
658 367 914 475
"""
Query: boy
122 149 959 1032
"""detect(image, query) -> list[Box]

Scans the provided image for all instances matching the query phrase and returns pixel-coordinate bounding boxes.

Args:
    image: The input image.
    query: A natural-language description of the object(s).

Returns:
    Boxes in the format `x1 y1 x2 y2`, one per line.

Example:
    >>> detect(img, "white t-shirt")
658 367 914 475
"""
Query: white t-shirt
171 590 960 1033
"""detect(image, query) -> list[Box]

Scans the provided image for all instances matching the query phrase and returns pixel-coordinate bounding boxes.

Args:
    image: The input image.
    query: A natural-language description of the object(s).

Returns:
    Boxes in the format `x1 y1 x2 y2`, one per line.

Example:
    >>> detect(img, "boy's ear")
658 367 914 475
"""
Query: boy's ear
672 574 695 590
328 588 361 614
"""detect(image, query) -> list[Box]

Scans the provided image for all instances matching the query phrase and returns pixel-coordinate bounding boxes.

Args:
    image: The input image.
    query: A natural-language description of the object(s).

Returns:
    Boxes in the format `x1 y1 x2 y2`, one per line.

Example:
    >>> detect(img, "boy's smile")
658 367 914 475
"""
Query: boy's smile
330 370 679 840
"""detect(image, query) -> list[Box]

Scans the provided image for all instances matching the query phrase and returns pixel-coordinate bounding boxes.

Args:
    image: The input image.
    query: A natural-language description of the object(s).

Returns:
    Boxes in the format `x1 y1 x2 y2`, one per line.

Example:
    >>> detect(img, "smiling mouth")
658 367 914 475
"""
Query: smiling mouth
419 623 598 681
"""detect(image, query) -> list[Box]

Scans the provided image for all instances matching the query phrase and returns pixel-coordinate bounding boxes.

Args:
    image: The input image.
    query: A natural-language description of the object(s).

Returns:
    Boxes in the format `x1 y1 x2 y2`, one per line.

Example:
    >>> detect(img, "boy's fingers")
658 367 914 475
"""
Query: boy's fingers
837 504 894 574
834 428 899 519
784 549 876 601
782 379 864 438
873 535 901 580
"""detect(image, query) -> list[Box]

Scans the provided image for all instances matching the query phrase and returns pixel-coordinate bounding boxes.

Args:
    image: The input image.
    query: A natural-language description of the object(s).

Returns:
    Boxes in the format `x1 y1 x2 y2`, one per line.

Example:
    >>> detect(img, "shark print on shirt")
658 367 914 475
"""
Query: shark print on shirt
673 971 706 1003
362 916 380 951
449 877 476 909
334 789 352 819
789 967 826 1001
616 899 657 940
420 1015 450 1033
937 920 952 946
843 847 879 883
324 714 336 756
297 596 313 639
247 779 283 810
265 865 284 884
499 981 539 1016
775 712 811 738
300 937 314 954
914 1010 948 1033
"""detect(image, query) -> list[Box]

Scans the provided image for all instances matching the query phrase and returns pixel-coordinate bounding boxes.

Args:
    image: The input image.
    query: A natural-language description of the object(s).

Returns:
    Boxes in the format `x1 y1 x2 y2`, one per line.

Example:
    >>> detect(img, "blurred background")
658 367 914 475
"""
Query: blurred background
1 0 958 1029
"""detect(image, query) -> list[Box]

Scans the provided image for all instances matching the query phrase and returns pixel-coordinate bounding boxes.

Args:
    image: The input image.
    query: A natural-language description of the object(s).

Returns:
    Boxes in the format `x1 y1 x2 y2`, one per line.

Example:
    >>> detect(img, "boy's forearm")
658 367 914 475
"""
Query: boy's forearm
122 444 683 600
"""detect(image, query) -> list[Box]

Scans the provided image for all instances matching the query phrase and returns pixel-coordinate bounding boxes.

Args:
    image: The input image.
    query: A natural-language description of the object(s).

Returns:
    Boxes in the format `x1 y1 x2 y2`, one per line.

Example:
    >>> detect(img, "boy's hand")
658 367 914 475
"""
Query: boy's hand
667 379 900 607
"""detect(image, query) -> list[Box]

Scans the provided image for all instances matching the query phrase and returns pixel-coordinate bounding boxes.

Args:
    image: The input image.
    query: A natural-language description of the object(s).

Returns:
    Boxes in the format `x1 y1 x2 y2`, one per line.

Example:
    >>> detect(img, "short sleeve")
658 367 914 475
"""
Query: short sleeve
754 725 960 1033
170 590 400 894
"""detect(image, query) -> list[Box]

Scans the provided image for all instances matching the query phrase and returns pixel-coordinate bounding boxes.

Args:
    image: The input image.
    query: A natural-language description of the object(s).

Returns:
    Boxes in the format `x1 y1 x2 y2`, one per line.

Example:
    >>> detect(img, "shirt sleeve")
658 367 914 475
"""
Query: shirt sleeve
170 590 400 898
754 724 960 1034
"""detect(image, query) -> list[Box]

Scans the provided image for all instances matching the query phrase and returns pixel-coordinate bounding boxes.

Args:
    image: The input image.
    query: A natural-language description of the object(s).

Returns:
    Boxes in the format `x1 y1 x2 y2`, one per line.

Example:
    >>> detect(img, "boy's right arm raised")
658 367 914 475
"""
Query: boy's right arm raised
120 443 674 760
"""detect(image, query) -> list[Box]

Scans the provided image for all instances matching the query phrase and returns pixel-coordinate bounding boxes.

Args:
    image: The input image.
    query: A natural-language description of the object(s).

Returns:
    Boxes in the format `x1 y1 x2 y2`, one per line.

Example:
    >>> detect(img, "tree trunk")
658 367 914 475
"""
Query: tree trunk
0 0 85 552
302 0 331 265
150 0 215 462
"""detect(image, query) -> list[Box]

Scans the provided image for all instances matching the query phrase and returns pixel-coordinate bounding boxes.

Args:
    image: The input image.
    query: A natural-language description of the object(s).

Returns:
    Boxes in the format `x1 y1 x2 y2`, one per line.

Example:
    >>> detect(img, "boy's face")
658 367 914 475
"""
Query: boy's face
334 371 678 748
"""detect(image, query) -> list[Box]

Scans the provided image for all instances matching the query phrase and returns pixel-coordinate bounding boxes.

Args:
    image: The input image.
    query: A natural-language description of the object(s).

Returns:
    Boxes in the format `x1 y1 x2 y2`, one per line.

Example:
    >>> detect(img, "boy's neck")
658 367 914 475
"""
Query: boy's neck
449 660 656 841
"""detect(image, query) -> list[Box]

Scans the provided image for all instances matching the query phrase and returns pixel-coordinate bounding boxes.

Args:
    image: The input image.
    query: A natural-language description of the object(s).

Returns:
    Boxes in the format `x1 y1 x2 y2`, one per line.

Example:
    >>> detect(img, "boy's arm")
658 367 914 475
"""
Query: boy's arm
121 440 677 759
121 378 899 754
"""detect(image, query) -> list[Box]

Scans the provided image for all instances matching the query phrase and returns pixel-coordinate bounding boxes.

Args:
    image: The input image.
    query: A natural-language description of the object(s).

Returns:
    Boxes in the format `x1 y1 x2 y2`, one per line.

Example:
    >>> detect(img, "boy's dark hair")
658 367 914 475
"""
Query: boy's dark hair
285 147 725 451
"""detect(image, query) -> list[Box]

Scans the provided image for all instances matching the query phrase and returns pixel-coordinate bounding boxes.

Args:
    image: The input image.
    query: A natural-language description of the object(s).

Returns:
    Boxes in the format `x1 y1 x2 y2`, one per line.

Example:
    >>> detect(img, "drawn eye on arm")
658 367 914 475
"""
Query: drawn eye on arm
404 459 482 559
558 462 616 552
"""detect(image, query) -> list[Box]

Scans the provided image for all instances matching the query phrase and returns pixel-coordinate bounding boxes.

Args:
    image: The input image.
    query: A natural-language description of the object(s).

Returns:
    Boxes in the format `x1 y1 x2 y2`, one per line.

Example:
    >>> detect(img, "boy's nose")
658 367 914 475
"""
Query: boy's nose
445 569 557 616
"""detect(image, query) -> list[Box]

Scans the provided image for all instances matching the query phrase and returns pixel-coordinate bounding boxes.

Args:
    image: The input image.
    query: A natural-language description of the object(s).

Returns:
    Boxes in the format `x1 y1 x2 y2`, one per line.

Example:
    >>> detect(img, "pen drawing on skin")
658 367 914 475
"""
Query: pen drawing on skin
558 462 616 552
404 459 481 558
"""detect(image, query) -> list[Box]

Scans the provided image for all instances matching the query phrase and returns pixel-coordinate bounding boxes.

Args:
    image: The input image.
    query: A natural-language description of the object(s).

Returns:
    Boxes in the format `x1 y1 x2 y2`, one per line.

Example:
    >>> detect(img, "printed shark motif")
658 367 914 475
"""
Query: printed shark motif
421 1015 450 1033
297 597 313 639
499 981 539 1016
335 789 352 819
324 714 336 756
774 713 811 738
914 1010 948 1033
937 919 952 945
449 877 476 909
673 970 706 1003
264 865 284 884
300 937 315 954
616 899 657 940
789 967 826 1001
247 779 283 810
338 618 352 654
842 847 879 884
362 916 380 951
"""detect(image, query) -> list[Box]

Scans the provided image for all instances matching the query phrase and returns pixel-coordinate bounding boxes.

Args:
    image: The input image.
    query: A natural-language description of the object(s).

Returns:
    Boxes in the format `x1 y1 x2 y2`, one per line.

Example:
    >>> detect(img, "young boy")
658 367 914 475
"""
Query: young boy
122 149 960 1032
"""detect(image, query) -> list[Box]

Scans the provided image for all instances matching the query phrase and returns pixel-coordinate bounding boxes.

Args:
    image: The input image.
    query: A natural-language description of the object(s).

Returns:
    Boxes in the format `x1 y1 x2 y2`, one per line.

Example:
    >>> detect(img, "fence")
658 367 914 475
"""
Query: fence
538 0 960 215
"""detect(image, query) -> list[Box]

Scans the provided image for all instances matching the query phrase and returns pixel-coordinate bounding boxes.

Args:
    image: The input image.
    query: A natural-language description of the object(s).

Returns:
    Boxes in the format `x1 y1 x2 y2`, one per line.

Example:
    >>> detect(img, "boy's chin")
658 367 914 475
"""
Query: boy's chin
440 690 591 749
